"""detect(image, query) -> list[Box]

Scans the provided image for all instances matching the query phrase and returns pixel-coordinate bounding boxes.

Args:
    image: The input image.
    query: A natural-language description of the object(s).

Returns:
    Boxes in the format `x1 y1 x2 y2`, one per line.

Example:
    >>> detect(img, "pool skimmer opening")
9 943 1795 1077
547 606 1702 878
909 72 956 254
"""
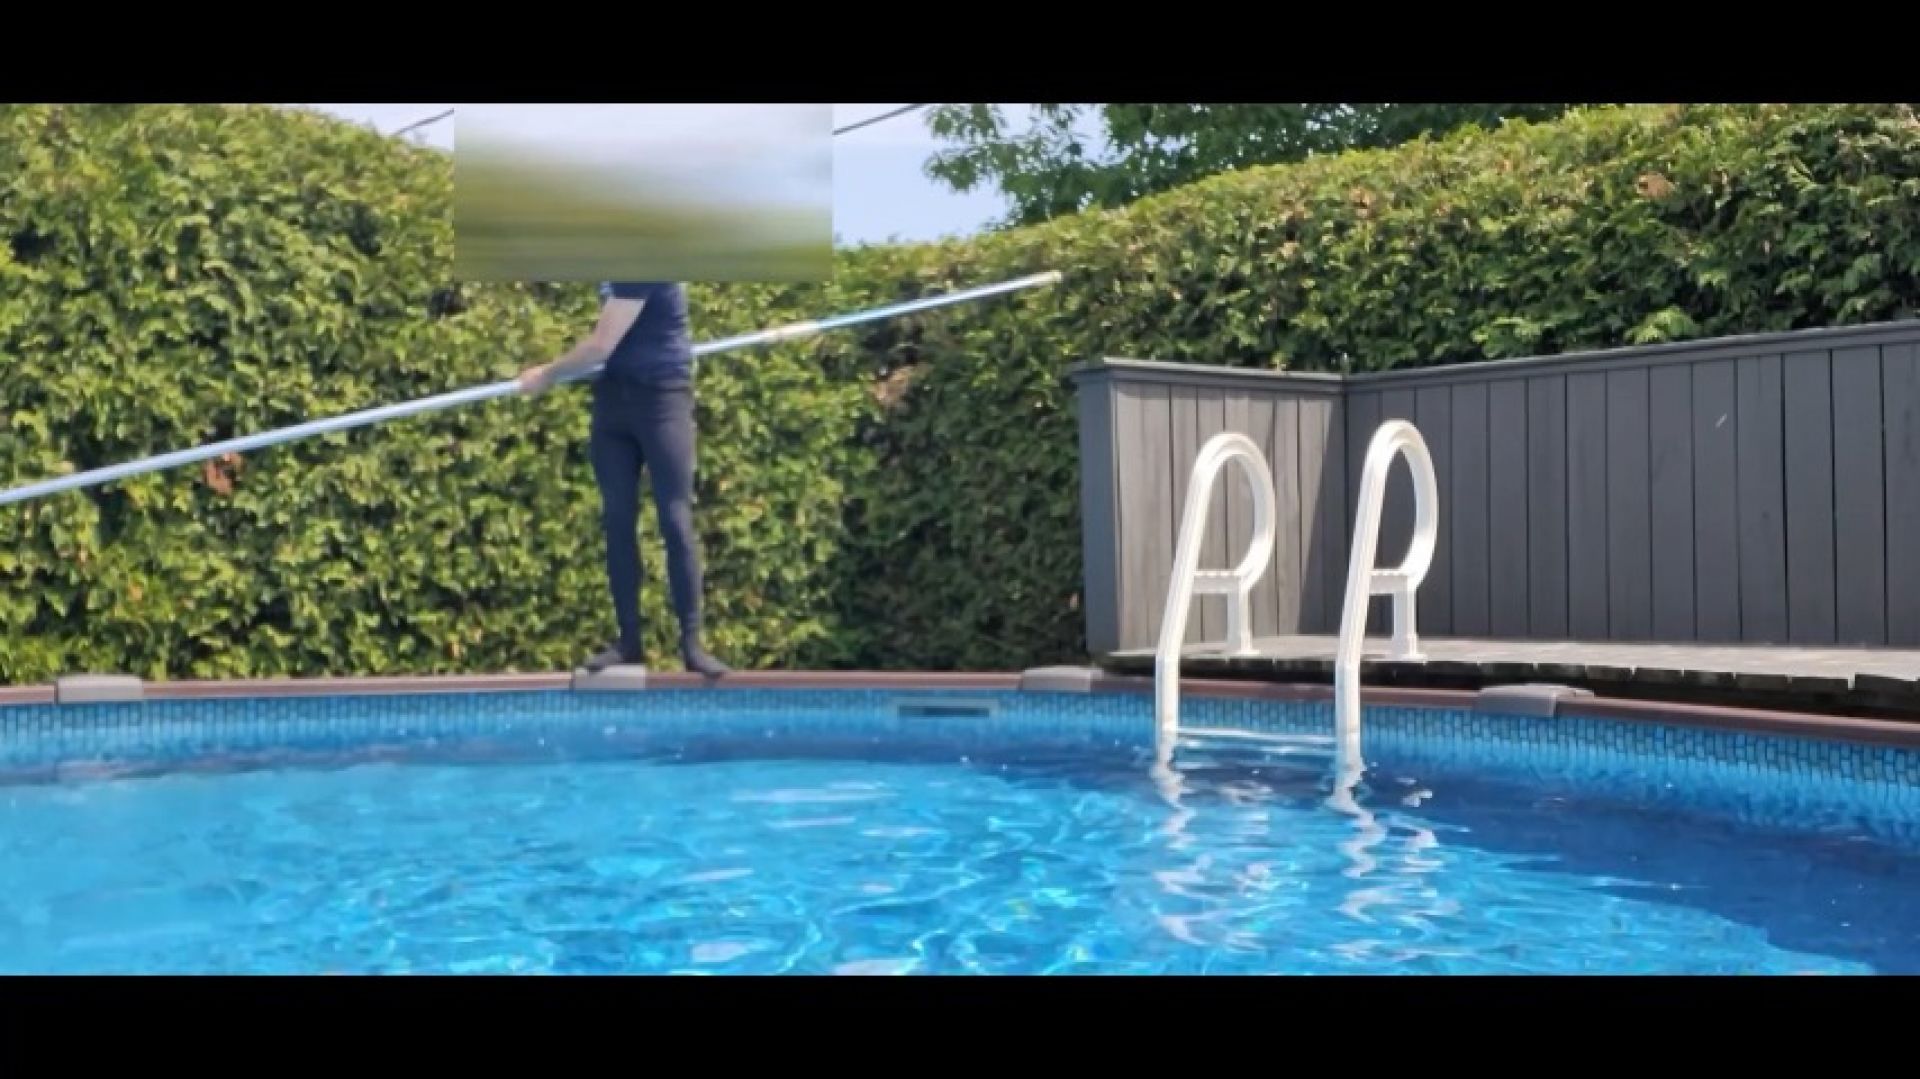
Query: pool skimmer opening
892 699 999 720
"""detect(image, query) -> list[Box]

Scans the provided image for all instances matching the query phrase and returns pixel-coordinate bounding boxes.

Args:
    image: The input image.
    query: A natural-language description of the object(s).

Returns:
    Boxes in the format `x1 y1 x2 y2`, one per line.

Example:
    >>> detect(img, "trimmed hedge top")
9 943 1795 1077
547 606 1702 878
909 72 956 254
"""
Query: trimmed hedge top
3 103 1917 681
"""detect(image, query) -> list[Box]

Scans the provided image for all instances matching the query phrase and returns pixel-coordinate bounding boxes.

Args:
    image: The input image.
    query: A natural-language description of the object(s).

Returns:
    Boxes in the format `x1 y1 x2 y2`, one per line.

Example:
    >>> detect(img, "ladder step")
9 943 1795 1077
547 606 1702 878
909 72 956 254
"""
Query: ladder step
1189 570 1239 593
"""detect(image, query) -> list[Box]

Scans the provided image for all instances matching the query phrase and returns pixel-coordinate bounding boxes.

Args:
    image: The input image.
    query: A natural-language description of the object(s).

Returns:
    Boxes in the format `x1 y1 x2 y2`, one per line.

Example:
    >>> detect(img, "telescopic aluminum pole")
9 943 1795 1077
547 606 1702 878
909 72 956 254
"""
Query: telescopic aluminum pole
0 271 1063 508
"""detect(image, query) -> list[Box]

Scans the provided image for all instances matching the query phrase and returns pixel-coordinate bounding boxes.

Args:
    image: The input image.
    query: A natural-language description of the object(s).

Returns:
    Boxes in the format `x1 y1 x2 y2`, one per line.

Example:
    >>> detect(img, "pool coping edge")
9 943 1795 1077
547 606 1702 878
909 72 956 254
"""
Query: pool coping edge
1 670 1916 750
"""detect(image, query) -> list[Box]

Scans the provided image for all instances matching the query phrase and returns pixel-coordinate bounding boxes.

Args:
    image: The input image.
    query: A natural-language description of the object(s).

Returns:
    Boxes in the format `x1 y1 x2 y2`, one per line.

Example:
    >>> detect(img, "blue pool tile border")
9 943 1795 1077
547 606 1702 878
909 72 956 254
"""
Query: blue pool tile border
1 686 1917 844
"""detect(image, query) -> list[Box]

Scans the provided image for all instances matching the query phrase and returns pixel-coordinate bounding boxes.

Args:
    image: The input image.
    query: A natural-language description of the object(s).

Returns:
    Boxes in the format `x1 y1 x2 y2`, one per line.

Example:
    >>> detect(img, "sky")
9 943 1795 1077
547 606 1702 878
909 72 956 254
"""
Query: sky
294 103 1024 247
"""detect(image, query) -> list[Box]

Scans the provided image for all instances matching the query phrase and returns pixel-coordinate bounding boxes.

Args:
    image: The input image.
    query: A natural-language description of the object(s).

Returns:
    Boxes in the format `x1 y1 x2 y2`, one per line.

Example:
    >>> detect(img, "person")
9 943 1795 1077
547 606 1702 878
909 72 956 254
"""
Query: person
518 281 730 677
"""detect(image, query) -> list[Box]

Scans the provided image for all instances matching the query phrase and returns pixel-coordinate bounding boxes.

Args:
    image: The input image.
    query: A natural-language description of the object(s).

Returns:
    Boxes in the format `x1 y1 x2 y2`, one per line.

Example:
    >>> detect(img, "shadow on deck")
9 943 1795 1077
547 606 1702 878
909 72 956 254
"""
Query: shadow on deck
1102 635 1920 721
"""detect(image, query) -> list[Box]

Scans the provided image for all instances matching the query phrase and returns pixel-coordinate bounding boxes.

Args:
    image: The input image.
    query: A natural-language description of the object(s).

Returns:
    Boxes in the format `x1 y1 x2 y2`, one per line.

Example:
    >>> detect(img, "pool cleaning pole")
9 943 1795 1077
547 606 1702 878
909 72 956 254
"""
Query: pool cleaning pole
0 271 1064 509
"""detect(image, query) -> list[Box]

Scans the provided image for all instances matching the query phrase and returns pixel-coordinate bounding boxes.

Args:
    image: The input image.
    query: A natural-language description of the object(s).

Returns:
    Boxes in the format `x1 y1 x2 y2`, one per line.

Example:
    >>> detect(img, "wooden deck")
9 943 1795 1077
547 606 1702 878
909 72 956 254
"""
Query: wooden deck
1101 635 1920 718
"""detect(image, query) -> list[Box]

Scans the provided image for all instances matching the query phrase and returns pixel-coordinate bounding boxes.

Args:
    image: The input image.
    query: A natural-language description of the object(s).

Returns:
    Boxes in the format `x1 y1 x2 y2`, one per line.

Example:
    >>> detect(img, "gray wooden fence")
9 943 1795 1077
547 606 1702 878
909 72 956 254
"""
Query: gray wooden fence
1071 319 1920 656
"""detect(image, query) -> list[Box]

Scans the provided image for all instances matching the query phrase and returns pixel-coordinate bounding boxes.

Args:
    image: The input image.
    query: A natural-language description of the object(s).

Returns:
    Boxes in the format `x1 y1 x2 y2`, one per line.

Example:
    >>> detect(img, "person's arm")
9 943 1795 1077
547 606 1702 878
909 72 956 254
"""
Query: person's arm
518 296 645 395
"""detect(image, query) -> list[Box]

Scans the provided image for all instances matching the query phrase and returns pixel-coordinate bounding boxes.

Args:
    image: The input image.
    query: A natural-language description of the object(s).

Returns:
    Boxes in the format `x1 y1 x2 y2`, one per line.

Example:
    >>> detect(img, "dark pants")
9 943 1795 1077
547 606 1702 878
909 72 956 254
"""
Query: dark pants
589 379 702 652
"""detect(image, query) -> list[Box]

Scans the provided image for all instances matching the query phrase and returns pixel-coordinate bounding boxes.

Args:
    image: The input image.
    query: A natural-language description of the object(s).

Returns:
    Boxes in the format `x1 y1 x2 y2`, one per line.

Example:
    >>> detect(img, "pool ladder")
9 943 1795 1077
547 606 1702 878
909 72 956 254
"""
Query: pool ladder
1154 421 1440 785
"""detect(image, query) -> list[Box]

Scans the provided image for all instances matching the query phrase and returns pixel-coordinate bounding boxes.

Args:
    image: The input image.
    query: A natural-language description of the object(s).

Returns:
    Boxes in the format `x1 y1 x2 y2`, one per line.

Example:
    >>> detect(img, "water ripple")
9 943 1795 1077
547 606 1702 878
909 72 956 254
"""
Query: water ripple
0 741 1913 974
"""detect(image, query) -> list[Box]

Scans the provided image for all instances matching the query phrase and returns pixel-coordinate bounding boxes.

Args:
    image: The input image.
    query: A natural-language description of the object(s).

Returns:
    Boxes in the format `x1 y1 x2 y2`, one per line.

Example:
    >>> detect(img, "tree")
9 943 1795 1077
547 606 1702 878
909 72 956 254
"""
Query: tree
925 103 1588 227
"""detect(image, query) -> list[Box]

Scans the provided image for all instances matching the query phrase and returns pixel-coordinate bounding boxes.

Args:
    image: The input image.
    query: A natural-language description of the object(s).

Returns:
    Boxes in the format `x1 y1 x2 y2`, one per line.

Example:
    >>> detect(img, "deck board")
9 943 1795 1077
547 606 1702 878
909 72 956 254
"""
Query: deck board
1102 635 1920 714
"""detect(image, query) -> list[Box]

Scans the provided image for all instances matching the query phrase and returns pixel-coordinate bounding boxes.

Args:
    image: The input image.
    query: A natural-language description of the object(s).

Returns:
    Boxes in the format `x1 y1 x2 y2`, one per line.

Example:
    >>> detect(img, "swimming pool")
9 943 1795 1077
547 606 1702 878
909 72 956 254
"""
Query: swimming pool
2 685 1917 974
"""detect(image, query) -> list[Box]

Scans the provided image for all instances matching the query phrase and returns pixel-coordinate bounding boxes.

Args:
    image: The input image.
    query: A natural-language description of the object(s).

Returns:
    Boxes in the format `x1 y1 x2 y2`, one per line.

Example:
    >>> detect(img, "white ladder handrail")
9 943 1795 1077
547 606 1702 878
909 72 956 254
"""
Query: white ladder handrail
1333 419 1439 779
1154 432 1277 752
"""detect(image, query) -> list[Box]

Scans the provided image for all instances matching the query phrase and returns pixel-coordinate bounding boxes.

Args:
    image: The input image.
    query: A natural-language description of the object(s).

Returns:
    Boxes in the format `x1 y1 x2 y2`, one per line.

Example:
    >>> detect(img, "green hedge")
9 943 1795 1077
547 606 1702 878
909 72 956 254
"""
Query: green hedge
0 105 884 679
3 103 1918 681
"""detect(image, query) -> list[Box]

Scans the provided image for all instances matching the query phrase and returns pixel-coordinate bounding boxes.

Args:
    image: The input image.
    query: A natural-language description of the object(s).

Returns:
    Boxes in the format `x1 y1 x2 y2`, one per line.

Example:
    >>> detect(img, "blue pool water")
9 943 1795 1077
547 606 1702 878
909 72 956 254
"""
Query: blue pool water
1 691 1917 974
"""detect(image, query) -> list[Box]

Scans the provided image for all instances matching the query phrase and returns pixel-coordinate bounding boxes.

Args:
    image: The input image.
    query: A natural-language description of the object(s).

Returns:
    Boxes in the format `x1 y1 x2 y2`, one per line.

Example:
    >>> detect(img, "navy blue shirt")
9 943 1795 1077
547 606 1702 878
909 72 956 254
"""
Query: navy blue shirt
598 282 694 387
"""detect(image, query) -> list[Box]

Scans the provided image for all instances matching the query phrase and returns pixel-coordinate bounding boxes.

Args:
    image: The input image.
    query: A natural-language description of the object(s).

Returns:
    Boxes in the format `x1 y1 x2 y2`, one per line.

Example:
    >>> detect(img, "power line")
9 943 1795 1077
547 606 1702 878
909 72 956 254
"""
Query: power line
389 108 454 140
386 104 932 142
833 104 930 137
